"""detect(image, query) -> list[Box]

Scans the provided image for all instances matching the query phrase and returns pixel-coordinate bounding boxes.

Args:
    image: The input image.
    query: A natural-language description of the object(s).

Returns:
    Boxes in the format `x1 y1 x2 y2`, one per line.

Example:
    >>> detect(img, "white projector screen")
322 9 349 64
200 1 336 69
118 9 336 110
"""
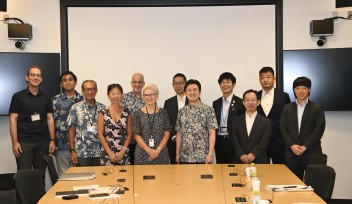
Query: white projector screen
67 5 275 106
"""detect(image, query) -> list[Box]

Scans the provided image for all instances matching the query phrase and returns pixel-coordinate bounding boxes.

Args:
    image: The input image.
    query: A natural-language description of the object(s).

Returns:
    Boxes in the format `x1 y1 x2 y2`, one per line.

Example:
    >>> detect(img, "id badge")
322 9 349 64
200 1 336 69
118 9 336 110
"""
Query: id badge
87 125 96 133
31 113 40 121
220 127 228 134
149 139 155 148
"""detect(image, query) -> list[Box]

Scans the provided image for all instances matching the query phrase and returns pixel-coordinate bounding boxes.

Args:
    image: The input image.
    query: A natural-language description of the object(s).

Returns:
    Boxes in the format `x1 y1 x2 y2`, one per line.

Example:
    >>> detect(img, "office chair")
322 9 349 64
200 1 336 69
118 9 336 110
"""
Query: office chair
309 153 327 165
14 169 46 204
43 154 59 185
0 173 17 204
304 165 336 202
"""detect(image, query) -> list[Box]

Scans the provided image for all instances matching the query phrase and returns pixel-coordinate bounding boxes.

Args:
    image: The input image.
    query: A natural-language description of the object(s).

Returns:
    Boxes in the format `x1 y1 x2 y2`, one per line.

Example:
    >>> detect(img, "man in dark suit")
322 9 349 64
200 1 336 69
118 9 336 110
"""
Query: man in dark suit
164 73 188 164
213 72 245 163
257 67 291 164
232 89 271 164
280 76 326 180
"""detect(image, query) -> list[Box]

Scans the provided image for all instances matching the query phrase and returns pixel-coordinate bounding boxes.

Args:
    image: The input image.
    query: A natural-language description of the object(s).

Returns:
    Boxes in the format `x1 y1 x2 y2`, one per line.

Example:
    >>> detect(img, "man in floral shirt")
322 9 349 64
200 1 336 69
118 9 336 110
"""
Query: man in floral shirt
52 71 83 175
121 73 145 164
67 80 105 166
175 79 218 164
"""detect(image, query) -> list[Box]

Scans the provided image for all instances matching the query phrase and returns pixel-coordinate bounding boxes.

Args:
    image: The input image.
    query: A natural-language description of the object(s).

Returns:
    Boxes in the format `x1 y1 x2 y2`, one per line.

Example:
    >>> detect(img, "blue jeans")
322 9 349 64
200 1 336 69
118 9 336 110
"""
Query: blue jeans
56 150 71 176
16 141 49 178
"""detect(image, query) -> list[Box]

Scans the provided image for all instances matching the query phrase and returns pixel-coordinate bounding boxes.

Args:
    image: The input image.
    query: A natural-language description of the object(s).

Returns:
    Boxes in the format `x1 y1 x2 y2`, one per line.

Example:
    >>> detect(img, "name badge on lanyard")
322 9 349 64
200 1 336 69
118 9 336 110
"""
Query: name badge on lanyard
31 113 40 121
87 125 96 133
149 138 155 148
219 127 228 134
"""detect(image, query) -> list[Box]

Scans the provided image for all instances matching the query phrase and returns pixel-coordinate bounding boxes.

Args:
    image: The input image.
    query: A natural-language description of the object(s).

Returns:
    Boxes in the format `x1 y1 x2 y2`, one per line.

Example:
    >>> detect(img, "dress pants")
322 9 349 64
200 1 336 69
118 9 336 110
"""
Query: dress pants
16 141 49 178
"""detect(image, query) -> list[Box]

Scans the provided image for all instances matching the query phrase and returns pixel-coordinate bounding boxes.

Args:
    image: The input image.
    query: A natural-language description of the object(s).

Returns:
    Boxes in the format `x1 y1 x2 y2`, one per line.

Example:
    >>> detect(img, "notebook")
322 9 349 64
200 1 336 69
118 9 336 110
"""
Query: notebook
58 172 96 181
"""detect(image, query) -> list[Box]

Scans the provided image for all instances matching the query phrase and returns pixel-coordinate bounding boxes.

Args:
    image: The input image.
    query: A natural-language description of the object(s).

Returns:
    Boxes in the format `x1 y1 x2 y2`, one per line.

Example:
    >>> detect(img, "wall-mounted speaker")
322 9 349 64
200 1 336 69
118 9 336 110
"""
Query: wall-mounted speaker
8 23 33 40
310 19 334 37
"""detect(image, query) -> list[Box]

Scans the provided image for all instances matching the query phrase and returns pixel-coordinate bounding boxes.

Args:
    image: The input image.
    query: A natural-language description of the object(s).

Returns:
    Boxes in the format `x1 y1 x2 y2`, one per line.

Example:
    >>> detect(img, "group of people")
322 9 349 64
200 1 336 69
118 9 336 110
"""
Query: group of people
9 66 325 181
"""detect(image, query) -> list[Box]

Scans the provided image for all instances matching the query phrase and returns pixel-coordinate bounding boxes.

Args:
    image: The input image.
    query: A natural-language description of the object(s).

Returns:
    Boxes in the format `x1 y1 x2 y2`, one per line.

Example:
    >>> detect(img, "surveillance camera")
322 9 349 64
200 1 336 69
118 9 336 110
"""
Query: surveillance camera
317 36 327 47
15 41 25 50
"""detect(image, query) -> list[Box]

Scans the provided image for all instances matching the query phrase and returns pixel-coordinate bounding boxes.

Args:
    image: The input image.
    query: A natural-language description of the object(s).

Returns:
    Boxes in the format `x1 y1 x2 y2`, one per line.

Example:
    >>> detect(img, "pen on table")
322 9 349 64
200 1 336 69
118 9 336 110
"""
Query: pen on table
283 185 297 188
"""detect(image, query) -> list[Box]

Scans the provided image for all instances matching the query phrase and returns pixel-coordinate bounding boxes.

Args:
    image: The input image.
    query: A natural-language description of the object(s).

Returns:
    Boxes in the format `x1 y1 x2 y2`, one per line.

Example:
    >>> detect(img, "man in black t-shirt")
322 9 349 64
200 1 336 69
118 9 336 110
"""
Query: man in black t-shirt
9 66 56 177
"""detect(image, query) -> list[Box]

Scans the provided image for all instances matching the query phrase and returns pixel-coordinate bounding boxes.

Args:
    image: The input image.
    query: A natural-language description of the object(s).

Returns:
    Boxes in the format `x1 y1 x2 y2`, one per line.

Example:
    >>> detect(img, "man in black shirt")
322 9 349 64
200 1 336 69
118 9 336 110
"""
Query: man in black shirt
9 66 56 177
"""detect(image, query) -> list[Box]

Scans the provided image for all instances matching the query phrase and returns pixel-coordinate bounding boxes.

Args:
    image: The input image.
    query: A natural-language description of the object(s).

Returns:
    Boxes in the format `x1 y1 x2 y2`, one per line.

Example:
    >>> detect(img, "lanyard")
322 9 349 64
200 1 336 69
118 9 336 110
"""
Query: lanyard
221 100 230 127
146 105 156 137
84 103 97 126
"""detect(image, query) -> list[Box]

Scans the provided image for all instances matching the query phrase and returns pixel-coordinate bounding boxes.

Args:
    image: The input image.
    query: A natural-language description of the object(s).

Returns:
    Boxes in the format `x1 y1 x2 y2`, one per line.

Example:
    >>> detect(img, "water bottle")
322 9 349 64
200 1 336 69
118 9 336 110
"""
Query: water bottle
249 163 257 177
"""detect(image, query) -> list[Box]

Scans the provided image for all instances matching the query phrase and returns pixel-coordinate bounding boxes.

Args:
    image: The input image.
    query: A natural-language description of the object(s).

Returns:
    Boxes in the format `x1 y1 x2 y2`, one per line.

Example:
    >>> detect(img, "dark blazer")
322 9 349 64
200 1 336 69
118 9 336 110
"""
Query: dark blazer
257 89 291 148
163 95 189 139
232 114 271 164
280 100 326 158
213 94 245 136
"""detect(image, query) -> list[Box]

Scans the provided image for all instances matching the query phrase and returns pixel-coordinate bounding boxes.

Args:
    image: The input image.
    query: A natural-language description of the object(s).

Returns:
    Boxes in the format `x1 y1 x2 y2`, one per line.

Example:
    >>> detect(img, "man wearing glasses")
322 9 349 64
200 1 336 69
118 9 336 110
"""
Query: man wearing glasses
122 73 146 164
9 66 56 178
164 73 188 164
67 80 105 166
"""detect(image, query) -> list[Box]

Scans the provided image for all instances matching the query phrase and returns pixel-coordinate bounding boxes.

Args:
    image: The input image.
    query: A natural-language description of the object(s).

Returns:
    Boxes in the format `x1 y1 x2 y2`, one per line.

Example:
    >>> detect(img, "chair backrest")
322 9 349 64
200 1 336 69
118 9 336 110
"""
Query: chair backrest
309 153 328 165
14 169 46 204
0 173 15 190
304 165 336 201
43 154 59 185
0 190 17 204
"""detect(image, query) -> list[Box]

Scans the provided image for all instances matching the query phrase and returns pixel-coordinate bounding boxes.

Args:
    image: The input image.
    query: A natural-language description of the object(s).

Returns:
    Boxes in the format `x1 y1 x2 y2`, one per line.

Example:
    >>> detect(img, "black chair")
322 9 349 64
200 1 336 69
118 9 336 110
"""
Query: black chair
0 173 17 204
304 165 336 202
309 153 328 165
43 154 59 185
14 169 46 204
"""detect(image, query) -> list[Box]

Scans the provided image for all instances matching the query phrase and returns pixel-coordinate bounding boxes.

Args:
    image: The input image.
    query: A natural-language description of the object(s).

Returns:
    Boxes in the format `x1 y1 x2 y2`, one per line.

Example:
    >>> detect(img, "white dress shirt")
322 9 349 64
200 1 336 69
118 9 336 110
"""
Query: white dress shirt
296 99 308 134
177 94 186 110
245 111 257 137
261 88 274 116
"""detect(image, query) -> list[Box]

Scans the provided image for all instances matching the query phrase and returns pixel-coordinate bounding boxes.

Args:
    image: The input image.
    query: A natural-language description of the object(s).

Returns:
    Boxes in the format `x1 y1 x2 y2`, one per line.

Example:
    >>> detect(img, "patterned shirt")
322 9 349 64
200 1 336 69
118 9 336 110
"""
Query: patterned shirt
52 91 83 150
175 102 218 163
67 100 105 158
121 91 145 113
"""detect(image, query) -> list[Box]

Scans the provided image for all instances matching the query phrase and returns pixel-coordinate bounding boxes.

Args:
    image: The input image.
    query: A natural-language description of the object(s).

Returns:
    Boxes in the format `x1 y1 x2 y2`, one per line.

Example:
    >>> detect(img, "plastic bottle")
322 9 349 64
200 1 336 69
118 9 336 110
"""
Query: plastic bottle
252 190 260 204
249 163 257 177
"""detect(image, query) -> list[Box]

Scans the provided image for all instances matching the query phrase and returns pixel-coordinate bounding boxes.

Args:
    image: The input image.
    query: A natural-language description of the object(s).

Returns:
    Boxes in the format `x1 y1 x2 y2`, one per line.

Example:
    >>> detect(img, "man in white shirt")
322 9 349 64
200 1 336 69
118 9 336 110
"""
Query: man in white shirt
280 77 325 180
257 67 291 164
164 73 188 164
232 89 271 164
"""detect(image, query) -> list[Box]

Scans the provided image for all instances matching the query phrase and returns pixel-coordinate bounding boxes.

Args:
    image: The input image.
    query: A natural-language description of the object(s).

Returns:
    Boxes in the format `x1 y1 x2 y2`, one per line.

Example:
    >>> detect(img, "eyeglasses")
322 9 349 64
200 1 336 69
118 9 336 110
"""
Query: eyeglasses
143 93 156 98
173 82 186 86
28 73 42 78
83 88 97 93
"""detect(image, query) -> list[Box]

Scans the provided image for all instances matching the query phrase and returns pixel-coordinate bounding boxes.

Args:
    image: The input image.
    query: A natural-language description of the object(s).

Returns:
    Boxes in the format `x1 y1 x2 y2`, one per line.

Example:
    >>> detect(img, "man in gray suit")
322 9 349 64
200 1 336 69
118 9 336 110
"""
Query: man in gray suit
232 89 271 164
280 77 326 180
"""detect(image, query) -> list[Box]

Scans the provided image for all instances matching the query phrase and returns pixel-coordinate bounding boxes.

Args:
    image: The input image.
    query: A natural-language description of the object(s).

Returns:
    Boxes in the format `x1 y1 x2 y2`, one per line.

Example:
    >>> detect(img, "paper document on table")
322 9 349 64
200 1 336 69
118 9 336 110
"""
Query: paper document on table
58 172 96 181
265 184 313 192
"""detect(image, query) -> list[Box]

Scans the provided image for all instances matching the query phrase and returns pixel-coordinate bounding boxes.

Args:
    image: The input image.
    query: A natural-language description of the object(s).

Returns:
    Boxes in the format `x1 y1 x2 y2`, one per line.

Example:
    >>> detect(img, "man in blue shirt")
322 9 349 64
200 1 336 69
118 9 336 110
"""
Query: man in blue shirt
67 80 105 166
52 71 83 175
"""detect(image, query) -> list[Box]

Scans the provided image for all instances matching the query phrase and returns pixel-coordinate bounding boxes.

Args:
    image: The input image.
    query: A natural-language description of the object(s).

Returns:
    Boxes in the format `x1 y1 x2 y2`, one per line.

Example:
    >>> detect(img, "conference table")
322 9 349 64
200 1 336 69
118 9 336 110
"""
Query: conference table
39 164 326 204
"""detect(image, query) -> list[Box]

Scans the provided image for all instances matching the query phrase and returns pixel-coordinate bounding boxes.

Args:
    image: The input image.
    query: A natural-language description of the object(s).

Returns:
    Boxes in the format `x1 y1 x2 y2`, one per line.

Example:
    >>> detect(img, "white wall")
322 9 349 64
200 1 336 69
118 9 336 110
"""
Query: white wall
0 0 351 199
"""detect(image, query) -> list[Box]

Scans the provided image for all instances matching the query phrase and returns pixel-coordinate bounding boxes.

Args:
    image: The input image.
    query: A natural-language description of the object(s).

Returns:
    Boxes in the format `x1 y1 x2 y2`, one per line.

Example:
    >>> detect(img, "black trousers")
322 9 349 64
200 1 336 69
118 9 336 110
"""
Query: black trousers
77 157 101 167
167 140 177 164
215 136 235 164
266 146 286 164
286 155 309 181
16 141 49 178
